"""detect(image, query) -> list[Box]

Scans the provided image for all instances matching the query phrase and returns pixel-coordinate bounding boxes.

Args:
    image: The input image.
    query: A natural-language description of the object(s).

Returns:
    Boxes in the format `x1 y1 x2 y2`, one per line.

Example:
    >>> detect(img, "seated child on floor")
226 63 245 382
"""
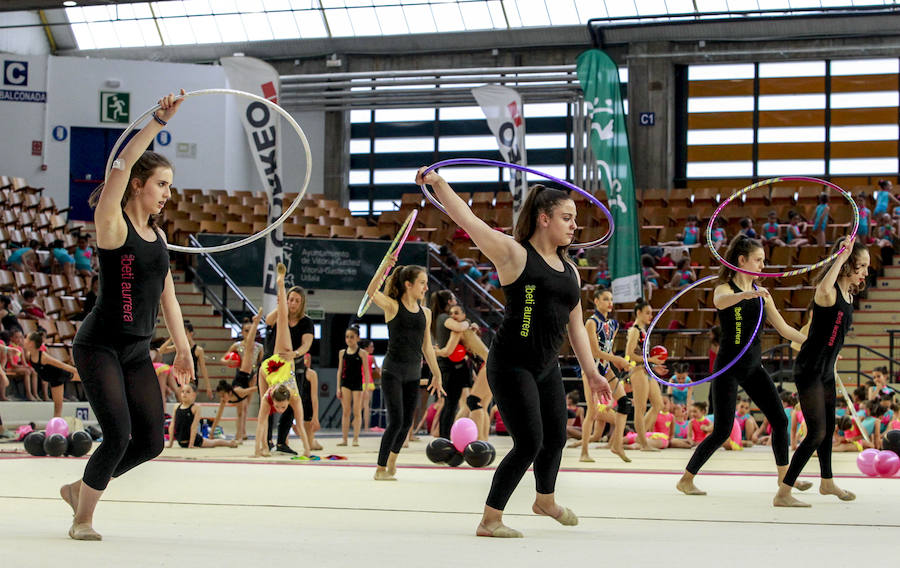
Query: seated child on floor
669 403 692 448
167 382 238 449
688 401 712 446
833 415 873 452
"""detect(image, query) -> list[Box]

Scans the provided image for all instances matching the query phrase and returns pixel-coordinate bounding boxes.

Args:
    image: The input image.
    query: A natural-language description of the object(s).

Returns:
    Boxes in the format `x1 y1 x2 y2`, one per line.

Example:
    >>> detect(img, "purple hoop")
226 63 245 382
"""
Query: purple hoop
706 176 859 278
419 158 615 248
641 275 764 388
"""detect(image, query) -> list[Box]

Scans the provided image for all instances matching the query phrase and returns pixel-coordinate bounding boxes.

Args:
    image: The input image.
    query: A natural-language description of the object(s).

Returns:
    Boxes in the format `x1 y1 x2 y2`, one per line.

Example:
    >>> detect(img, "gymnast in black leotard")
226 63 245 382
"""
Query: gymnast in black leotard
60 90 195 541
366 258 443 481
418 167 612 539
775 236 869 507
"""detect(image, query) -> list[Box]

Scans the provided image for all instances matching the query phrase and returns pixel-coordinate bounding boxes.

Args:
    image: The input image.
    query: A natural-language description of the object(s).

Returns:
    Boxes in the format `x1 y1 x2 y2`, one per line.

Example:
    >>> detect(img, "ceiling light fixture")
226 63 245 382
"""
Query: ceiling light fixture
63 1 78 6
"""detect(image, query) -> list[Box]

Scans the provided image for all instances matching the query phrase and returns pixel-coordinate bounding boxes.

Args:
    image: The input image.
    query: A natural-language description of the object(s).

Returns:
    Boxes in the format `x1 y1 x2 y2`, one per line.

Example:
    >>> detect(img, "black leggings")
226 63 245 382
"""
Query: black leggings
783 371 836 486
73 339 163 491
377 369 420 466
485 355 566 511
686 365 788 475
438 360 471 439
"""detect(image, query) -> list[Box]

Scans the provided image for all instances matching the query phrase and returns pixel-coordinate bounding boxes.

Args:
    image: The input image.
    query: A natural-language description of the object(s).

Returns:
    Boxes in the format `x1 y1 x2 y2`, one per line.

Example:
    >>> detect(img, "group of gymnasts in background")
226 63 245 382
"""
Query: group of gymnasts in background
56 90 879 542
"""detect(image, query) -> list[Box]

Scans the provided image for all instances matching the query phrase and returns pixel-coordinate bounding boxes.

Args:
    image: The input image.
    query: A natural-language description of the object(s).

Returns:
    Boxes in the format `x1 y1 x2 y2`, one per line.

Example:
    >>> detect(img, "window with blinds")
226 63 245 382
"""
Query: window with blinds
683 58 899 187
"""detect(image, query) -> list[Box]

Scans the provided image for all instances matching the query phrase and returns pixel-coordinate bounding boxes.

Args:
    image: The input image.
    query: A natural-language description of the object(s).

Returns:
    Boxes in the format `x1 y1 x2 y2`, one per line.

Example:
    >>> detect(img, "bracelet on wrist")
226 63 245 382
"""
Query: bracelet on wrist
153 112 168 126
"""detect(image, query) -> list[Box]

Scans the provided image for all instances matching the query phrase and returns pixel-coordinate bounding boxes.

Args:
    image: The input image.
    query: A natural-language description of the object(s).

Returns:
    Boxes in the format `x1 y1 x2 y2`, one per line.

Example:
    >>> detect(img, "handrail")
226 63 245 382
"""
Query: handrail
426 246 503 344
186 234 258 328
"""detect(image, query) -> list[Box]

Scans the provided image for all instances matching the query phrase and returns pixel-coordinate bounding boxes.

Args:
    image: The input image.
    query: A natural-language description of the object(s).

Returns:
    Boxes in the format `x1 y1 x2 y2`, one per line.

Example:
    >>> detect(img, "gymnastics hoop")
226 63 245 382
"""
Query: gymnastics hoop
641 275 764 388
706 176 859 278
356 209 418 317
419 158 615 248
104 88 312 254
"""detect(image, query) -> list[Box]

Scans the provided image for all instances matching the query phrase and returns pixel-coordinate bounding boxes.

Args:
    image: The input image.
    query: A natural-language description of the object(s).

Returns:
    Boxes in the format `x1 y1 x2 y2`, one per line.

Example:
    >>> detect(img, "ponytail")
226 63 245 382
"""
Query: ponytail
385 265 425 301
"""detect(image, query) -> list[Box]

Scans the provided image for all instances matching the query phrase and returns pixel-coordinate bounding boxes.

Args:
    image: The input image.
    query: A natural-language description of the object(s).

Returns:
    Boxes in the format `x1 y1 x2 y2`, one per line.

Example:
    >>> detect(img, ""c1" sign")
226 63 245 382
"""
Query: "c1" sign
639 112 655 126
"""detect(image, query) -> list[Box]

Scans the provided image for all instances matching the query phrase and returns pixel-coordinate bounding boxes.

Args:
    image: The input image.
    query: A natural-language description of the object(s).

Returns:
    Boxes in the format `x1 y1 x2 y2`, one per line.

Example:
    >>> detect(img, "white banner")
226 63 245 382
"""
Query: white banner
472 85 528 225
221 56 284 314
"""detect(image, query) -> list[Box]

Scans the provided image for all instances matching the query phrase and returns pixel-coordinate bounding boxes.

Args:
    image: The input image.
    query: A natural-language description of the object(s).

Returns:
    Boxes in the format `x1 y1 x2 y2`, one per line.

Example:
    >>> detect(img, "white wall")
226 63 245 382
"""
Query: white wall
0 12 50 55
0 54 324 212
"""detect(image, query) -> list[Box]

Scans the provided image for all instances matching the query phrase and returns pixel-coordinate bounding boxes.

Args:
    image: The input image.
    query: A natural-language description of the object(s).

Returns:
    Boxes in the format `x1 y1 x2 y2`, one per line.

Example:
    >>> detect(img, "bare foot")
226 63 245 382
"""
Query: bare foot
611 447 632 463
640 445 660 452
337 441 348 447
353 440 360 447
773 493 811 507
311 442 323 451
567 441 581 448
676 479 707 495
476 521 523 538
60 481 80 515
579 453 595 463
228 440 239 448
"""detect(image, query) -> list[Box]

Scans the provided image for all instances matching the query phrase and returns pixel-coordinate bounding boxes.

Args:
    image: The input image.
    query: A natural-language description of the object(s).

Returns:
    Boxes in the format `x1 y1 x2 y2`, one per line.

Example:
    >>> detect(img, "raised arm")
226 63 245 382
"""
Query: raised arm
195 346 212 398
95 90 184 249
210 397 227 435
417 168 524 281
815 236 856 307
368 255 399 318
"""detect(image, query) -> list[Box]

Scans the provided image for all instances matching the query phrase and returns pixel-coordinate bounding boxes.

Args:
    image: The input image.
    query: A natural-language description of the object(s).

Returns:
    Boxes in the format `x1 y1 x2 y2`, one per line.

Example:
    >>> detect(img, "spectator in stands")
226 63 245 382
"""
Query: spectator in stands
738 217 757 240
874 213 894 249
678 214 701 246
869 366 894 401
0 286 21 313
873 179 899 217
594 258 611 288
709 217 728 250
667 258 696 290
24 331 78 418
856 194 872 244
785 211 810 248
71 276 99 321
483 267 501 291
7 239 39 272
50 239 77 280
19 289 46 320
762 211 786 247
3 329 37 401
74 235 96 277
0 295 21 332
641 254 661 300
812 193 830 246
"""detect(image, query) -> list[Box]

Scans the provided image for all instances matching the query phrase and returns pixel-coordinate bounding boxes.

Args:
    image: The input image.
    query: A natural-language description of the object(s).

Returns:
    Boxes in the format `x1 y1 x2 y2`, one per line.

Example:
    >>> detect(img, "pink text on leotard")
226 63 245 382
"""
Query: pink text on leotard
121 254 135 322
827 311 844 347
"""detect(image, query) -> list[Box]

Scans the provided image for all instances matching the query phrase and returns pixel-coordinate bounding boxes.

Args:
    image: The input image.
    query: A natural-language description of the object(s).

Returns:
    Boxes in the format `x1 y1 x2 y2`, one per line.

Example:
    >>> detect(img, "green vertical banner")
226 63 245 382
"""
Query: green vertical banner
576 49 642 303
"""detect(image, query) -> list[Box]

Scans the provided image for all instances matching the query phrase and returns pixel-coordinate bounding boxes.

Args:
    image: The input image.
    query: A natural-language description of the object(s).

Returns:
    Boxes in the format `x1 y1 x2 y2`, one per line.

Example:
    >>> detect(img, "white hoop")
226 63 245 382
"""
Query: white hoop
104 88 312 254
